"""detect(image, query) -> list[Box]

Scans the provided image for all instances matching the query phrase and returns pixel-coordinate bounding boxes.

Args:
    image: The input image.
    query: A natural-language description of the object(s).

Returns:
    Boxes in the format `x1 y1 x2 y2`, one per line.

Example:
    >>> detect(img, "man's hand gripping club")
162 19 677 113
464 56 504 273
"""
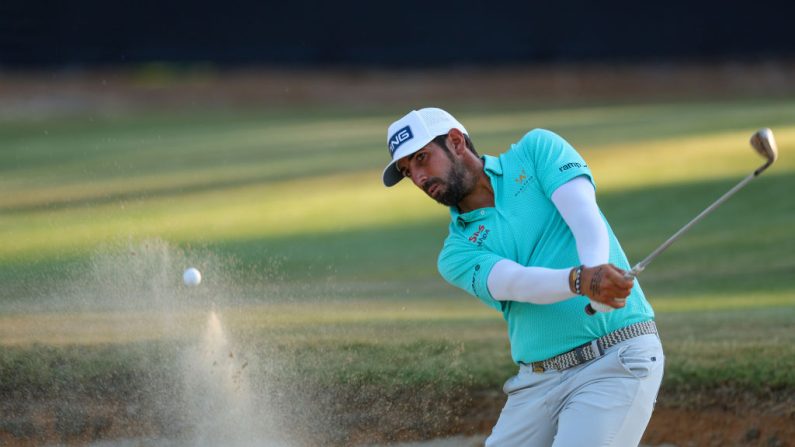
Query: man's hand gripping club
569 264 634 313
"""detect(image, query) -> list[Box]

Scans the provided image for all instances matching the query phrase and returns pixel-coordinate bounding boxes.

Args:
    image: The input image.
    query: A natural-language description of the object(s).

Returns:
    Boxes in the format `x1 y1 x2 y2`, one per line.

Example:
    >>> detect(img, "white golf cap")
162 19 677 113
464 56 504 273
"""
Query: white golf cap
382 107 468 187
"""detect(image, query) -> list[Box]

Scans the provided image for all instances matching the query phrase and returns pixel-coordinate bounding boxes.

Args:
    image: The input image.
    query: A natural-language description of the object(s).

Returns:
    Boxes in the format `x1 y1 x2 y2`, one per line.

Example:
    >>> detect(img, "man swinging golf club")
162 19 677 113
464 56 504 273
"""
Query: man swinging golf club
382 108 663 446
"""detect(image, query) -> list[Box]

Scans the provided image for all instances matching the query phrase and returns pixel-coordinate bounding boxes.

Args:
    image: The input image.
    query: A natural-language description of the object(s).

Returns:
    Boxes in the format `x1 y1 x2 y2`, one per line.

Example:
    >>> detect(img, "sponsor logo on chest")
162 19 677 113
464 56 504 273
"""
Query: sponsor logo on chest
468 224 491 247
514 168 534 196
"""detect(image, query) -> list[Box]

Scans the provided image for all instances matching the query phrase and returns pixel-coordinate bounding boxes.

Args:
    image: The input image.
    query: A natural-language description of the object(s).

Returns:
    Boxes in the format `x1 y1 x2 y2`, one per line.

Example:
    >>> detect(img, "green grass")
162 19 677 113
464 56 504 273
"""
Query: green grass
1 96 795 410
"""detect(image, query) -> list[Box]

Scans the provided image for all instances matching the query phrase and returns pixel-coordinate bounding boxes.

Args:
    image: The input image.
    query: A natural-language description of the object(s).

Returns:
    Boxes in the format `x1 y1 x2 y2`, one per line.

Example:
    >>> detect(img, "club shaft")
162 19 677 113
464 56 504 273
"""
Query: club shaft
589 129 778 314
626 171 757 278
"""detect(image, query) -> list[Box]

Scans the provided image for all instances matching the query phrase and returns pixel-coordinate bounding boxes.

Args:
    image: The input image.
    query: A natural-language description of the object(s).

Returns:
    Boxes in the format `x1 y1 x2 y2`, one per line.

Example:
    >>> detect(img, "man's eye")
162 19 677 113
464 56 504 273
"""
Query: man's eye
416 153 426 161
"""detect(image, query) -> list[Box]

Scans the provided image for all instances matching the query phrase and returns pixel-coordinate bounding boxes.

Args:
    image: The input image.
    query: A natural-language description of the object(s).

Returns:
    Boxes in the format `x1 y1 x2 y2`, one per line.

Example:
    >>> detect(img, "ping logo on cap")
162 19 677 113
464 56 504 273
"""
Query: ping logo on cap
388 126 413 155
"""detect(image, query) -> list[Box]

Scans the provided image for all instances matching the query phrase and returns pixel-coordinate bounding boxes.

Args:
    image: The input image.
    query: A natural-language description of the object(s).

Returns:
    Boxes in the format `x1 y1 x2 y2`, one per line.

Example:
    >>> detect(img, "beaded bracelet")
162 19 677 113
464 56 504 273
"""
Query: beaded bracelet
574 265 584 295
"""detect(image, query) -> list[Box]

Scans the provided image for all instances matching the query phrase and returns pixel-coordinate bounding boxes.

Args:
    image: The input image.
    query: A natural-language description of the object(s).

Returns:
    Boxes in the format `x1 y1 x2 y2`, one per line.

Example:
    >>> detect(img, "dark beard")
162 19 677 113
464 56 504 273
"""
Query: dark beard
425 158 474 207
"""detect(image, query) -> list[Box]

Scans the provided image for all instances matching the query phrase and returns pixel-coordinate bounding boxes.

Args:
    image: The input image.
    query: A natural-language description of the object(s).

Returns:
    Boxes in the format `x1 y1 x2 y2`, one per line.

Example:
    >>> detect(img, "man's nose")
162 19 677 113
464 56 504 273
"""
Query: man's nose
413 171 428 187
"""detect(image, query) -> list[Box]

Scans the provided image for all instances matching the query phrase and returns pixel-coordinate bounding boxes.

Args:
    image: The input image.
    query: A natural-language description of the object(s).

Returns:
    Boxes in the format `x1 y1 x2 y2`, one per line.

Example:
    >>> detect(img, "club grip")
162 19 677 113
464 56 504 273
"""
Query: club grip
584 267 639 315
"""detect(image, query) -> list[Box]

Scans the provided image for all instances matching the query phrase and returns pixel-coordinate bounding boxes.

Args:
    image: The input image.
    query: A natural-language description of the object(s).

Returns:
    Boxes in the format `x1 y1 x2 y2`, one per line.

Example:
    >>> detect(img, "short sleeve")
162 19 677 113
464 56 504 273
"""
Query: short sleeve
437 234 504 312
516 129 595 198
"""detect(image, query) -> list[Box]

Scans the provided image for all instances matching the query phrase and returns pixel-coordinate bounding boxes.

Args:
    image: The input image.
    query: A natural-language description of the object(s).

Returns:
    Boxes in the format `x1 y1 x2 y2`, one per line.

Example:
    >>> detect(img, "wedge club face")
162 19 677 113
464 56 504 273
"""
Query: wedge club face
750 128 778 175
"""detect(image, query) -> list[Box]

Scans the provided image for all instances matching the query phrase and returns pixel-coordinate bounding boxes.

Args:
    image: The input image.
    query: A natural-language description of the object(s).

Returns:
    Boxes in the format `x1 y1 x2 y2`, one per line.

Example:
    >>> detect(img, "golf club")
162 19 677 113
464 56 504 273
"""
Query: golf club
586 128 779 315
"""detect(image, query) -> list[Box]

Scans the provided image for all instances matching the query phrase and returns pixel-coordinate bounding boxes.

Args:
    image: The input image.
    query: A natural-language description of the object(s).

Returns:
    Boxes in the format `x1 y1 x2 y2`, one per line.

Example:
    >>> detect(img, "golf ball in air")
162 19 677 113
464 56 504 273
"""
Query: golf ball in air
183 267 202 286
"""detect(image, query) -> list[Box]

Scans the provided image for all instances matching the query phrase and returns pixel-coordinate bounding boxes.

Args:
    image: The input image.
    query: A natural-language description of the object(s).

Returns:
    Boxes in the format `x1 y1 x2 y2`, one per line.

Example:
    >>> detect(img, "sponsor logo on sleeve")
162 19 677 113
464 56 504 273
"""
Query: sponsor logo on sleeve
388 126 414 156
558 162 587 172
470 264 481 295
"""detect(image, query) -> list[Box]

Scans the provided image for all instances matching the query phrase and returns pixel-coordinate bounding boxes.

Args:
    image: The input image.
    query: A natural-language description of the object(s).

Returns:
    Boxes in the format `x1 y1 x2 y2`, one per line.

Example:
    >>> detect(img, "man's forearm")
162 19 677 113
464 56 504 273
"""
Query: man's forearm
487 259 573 304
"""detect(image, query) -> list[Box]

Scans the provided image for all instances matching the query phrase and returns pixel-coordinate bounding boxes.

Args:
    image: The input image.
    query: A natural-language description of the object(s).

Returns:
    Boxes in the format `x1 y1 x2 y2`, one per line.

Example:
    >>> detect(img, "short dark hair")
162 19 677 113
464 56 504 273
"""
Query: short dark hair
432 133 478 156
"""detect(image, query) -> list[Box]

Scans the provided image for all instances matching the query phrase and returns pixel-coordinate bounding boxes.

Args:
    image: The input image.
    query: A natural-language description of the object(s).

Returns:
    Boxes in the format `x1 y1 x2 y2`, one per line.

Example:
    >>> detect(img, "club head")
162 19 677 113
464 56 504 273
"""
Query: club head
750 128 778 175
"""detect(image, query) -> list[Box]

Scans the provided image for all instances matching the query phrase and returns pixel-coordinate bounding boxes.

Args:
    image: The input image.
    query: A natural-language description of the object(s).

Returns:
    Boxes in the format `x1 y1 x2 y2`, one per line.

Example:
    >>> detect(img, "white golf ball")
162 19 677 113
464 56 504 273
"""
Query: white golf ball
183 267 202 286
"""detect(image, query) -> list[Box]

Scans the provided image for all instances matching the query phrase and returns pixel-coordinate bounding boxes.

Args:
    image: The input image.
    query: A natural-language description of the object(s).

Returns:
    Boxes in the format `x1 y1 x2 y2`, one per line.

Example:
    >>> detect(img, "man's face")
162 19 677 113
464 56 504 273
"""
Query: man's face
396 140 475 207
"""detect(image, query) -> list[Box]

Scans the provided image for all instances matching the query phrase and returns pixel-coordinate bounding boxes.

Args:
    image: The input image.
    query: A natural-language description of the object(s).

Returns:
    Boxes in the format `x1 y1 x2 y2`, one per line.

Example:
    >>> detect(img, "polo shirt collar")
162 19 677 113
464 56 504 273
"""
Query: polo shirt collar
483 154 503 176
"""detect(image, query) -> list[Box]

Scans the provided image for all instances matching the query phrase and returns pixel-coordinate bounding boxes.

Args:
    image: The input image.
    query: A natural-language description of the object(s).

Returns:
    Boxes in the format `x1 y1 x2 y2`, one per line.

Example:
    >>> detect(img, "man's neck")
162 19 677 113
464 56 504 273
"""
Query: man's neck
457 173 495 213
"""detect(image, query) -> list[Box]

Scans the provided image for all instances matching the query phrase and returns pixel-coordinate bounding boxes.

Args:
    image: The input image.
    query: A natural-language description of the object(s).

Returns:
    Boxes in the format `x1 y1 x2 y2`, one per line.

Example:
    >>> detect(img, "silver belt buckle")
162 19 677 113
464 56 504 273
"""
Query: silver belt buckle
590 338 603 359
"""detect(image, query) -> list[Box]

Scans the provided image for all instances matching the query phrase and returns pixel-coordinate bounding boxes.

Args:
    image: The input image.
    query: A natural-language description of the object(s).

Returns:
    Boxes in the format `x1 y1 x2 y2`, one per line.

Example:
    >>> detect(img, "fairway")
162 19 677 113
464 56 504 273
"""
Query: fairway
1 93 794 446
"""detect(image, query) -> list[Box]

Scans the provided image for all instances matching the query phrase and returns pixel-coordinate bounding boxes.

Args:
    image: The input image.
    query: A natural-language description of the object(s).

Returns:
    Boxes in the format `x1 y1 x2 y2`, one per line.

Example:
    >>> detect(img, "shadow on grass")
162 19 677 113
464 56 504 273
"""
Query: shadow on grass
1 171 792 305
206 170 795 299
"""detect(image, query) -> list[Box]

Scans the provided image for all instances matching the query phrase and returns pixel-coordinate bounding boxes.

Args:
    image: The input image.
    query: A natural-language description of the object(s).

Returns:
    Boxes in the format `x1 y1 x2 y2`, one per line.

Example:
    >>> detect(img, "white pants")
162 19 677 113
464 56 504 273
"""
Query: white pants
485 334 664 447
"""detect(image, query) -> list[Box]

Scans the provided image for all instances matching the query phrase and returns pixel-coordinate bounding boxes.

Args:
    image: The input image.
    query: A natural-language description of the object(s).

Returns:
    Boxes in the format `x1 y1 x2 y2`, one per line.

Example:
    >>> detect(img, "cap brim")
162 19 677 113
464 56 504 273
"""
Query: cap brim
382 160 403 187
381 135 434 187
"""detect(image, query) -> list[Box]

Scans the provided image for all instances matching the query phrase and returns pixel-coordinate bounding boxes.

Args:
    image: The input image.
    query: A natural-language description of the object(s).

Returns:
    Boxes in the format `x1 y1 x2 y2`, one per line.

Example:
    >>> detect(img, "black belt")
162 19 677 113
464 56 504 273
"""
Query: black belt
529 320 658 373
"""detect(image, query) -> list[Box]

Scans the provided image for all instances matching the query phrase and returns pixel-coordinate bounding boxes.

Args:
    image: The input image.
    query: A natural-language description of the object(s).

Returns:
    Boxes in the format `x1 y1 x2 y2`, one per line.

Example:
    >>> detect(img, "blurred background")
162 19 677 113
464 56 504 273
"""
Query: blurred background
4 0 795 66
1 1 794 446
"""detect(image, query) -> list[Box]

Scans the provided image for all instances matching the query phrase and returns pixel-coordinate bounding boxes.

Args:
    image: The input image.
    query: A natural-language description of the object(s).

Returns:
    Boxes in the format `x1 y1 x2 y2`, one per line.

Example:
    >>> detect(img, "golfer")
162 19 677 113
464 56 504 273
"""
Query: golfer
382 108 664 446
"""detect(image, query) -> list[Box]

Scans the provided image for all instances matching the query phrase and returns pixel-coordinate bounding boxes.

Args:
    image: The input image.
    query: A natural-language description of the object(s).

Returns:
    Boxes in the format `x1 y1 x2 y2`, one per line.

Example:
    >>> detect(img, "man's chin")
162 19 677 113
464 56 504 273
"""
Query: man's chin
432 192 459 207
429 194 449 206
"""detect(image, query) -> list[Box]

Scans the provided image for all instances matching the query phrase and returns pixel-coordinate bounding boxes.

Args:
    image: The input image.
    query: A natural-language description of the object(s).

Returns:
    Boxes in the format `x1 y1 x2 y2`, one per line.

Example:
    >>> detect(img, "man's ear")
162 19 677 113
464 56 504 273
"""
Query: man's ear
448 128 467 156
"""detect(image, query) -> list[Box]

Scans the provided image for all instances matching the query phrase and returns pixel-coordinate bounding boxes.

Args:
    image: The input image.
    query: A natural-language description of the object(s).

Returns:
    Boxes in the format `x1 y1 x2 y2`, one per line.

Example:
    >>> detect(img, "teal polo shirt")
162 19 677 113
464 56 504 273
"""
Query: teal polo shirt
437 129 655 364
